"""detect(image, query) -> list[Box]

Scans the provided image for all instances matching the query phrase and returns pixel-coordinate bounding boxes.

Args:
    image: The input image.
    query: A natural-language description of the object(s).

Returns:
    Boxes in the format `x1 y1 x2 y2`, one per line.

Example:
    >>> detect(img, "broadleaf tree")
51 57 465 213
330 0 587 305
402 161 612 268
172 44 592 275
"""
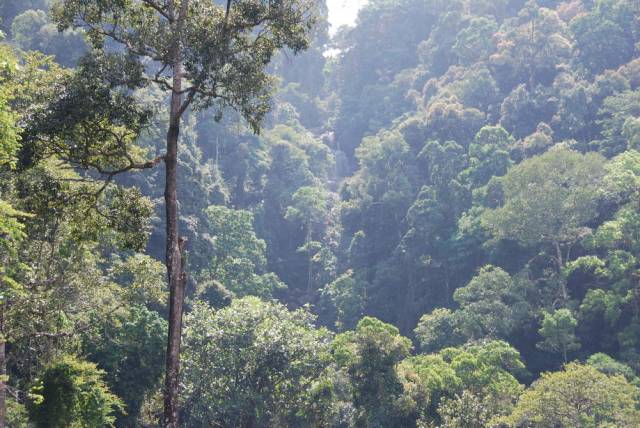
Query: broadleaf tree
49 0 317 425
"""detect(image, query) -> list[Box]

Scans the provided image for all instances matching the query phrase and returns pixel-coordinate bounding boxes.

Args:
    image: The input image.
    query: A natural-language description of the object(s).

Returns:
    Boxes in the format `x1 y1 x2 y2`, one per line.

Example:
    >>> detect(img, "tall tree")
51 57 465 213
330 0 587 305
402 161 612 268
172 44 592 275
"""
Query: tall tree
0 42 22 428
181 298 332 427
333 317 414 427
200 204 284 298
285 185 329 298
482 146 605 300
51 1 316 425
503 363 640 426
537 308 580 363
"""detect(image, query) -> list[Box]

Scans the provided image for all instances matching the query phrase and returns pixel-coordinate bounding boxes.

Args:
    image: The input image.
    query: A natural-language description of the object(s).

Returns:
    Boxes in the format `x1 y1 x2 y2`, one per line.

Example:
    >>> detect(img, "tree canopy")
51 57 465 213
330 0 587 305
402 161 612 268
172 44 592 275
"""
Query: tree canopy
2 0 640 426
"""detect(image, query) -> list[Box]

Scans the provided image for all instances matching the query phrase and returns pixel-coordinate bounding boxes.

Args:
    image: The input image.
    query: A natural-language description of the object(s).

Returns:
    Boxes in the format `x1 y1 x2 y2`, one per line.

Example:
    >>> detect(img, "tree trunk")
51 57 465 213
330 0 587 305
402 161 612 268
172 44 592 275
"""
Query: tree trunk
402 270 416 333
306 227 313 300
553 240 568 301
163 52 186 428
163 1 191 424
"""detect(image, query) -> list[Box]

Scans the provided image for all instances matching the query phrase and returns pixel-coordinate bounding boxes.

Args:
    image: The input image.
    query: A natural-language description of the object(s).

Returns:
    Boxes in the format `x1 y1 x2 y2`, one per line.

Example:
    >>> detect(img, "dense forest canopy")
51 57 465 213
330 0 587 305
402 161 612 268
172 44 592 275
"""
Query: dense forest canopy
1 0 640 426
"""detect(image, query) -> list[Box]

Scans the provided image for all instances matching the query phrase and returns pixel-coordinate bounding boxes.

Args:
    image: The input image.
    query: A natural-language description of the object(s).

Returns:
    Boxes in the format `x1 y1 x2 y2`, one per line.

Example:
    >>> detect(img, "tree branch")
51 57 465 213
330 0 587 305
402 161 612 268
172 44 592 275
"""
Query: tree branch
142 0 172 22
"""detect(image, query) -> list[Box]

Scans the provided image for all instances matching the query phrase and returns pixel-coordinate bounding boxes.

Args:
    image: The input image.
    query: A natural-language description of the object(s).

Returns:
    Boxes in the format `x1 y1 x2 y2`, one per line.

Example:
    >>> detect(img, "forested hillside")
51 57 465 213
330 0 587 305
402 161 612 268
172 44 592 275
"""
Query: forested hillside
2 0 640 426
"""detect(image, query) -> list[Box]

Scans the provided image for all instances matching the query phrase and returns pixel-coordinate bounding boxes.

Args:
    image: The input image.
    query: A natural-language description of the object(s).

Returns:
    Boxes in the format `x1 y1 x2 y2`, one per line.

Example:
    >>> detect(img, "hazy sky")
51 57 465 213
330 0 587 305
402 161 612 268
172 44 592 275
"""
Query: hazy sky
326 0 367 33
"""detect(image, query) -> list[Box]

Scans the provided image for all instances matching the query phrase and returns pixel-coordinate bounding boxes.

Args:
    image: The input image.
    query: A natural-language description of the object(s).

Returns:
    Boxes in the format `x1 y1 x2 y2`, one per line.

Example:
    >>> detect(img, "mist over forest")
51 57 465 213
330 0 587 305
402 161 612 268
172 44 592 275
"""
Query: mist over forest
1 0 640 426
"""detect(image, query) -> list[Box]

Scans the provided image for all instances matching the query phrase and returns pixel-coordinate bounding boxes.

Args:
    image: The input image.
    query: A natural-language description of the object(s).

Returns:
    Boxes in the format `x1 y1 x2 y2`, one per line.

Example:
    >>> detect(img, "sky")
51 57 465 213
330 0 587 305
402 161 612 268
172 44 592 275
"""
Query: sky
326 0 367 34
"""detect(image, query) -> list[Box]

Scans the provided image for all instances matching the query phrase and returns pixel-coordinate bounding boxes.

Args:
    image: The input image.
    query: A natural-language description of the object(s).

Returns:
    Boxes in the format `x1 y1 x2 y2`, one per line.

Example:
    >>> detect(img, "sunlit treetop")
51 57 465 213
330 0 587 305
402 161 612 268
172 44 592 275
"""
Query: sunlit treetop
52 0 318 131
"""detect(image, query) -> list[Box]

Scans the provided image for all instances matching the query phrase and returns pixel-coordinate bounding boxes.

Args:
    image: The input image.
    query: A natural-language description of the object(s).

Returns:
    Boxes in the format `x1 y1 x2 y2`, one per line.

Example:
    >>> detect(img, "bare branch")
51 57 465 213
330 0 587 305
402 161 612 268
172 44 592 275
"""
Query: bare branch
142 0 172 22
151 76 176 92
178 88 197 117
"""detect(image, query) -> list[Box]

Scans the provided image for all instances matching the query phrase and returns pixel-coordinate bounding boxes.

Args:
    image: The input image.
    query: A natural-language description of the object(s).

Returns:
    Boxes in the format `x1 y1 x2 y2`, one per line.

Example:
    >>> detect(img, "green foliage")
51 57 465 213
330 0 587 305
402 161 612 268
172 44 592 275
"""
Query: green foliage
10 9 48 48
320 269 367 331
103 186 155 252
422 97 485 144
499 85 552 139
580 288 624 327
483 147 605 268
414 308 463 353
332 0 439 155
10 8 85 66
5 0 640 426
339 129 420 321
110 253 167 307
28 355 124 428
599 90 640 156
453 17 498 66
587 353 639 383
201 204 284 298
0 0 49 33
461 126 514 188
504 362 640 427
453 265 527 340
22 54 152 180
0 44 20 168
82 306 166 426
438 341 525 406
333 317 414 428
436 390 494 428
261 123 335 290
181 297 333 427
400 341 525 426
52 0 317 131
0 200 27 249
570 0 638 75
6 398 29 428
491 5 572 89
537 308 581 363
623 116 640 150
0 41 163 428
0 200 30 308
285 185 332 296
285 185 329 231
